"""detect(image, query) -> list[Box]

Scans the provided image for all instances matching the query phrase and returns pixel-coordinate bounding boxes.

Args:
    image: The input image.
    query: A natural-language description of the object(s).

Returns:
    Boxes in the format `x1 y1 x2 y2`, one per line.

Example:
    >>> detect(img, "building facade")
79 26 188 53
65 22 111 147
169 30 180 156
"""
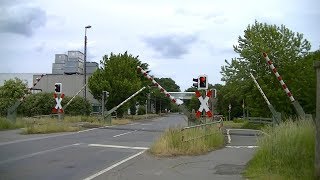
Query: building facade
32 74 100 106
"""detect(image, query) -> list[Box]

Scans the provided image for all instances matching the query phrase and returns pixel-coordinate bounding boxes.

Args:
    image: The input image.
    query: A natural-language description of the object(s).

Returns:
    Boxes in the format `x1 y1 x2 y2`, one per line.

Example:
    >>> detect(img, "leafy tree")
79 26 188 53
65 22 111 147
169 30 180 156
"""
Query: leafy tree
88 51 149 117
220 20 314 117
150 78 181 113
0 78 28 116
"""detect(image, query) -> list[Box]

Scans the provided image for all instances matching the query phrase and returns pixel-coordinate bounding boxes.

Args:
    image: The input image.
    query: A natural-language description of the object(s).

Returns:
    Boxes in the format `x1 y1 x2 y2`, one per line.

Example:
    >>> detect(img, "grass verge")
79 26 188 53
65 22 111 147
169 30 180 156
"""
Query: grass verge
149 126 224 156
1 114 160 134
223 119 266 130
0 118 24 130
244 119 315 179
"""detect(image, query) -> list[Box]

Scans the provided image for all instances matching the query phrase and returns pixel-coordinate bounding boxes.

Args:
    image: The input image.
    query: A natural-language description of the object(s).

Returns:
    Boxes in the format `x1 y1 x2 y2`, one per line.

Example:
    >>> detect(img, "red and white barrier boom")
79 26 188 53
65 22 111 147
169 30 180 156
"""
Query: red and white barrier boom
137 66 183 105
262 52 306 118
20 74 45 102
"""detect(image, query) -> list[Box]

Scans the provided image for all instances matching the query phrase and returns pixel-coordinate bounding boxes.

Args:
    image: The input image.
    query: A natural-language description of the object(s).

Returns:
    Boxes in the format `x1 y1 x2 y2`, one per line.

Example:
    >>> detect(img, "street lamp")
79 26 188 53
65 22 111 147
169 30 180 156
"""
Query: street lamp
84 25 92 100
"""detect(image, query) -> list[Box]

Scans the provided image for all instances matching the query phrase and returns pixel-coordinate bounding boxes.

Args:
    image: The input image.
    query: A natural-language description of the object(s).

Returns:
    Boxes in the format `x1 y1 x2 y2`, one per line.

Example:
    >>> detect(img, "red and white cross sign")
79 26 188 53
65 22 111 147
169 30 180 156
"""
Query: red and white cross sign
52 93 64 113
195 90 213 118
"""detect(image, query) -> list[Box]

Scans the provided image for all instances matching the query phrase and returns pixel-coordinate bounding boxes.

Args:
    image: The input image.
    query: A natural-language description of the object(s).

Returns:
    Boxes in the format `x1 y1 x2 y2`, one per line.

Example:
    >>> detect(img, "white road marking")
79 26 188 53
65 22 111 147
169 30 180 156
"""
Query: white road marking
83 150 146 180
78 128 100 133
129 123 139 126
226 129 231 144
226 145 258 149
112 130 137 138
0 143 81 165
140 123 152 126
88 144 149 150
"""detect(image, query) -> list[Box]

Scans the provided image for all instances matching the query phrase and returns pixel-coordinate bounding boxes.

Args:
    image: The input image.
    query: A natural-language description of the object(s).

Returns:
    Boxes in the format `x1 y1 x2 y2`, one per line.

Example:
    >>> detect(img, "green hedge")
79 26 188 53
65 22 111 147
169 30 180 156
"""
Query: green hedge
18 93 92 116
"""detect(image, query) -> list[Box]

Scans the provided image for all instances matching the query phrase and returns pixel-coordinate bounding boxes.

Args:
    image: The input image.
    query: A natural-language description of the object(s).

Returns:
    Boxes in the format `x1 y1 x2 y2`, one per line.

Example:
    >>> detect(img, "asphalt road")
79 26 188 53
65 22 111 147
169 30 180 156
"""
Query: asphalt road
0 114 260 180
0 114 186 180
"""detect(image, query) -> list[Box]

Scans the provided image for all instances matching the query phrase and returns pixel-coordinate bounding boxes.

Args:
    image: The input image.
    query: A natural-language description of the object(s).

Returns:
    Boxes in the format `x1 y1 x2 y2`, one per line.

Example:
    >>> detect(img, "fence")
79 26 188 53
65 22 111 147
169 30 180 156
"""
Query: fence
181 117 223 142
247 117 273 124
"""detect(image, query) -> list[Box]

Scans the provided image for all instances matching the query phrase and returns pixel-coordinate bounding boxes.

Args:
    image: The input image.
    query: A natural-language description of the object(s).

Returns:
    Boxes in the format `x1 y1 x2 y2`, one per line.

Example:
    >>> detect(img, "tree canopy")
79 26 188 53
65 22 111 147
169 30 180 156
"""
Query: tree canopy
219 20 317 118
88 51 149 117
0 78 27 116
149 77 181 113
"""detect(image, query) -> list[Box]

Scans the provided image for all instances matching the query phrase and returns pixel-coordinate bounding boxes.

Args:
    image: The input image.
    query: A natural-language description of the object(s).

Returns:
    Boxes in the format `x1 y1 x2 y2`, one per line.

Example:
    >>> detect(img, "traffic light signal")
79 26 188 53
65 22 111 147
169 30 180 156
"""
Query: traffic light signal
198 75 208 90
192 78 199 88
54 83 62 94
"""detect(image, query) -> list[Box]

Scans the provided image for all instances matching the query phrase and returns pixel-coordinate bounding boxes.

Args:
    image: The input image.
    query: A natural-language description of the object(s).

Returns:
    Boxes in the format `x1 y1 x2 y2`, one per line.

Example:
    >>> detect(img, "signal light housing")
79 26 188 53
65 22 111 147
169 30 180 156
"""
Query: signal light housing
54 83 62 94
198 75 208 90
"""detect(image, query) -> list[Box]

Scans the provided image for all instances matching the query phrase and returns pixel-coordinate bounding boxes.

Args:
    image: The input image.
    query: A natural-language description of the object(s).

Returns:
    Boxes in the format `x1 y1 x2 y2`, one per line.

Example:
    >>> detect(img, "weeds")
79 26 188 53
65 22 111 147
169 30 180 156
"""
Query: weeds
149 126 224 156
244 119 315 179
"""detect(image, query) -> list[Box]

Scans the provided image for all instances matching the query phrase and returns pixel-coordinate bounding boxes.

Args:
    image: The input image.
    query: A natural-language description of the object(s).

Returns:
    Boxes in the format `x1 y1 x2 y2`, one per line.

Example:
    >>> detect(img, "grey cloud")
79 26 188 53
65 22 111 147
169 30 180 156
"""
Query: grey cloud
0 4 47 37
34 42 46 52
143 34 198 59
0 0 19 6
175 9 227 24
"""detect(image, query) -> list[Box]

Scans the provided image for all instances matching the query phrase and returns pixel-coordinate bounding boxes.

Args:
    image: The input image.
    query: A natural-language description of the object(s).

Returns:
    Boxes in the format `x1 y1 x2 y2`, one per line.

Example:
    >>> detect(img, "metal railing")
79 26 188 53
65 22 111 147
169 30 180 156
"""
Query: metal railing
181 118 223 142
247 117 273 124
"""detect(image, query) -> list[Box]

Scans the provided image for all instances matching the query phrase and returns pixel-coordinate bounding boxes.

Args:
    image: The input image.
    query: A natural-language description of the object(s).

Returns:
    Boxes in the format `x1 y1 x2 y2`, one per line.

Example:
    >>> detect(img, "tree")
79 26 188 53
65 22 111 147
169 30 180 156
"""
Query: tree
220 20 313 117
0 78 28 116
88 52 149 117
150 78 181 113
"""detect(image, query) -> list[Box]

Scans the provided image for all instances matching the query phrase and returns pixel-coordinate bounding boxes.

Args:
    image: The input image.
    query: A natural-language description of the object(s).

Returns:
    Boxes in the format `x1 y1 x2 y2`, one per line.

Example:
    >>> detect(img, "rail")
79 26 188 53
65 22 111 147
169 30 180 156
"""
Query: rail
247 117 273 124
181 117 223 142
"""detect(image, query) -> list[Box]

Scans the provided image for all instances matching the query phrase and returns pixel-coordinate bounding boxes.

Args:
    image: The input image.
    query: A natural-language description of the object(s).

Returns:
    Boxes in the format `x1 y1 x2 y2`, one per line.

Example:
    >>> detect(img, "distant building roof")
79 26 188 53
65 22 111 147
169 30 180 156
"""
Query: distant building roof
0 73 44 88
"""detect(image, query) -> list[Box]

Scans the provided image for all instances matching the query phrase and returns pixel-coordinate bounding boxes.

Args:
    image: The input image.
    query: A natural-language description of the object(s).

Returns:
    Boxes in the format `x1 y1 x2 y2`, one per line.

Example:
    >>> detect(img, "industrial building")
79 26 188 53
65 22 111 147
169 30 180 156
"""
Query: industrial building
33 51 100 110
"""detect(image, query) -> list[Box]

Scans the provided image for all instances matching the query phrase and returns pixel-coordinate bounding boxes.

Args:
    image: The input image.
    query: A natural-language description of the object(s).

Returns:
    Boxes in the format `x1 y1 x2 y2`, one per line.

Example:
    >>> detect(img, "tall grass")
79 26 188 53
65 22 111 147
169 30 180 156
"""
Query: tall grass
244 119 315 179
0 117 24 130
149 126 224 156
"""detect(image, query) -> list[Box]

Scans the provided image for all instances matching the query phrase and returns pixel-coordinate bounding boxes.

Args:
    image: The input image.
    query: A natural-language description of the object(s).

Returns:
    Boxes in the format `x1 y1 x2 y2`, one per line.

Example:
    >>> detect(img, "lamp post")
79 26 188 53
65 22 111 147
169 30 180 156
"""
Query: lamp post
84 25 91 100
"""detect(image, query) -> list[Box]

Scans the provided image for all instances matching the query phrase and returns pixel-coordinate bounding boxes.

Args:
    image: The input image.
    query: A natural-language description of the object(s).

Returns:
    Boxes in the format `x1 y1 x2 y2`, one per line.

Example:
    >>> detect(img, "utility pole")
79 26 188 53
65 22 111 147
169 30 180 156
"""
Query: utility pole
228 104 231 121
242 99 245 119
83 25 92 101
314 61 320 179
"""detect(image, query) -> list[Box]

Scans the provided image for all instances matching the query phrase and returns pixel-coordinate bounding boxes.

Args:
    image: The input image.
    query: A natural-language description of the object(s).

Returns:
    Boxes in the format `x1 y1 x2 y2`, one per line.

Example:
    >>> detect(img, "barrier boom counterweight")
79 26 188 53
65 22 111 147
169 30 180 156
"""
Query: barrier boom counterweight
262 52 306 118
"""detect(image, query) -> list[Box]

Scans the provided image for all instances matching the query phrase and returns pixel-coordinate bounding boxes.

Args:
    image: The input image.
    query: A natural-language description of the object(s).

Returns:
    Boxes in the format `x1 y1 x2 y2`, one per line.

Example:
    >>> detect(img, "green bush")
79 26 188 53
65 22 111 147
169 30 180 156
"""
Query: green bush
233 118 246 123
62 96 92 116
241 121 265 130
0 78 27 116
137 106 146 115
18 93 92 116
18 93 55 116
130 104 137 115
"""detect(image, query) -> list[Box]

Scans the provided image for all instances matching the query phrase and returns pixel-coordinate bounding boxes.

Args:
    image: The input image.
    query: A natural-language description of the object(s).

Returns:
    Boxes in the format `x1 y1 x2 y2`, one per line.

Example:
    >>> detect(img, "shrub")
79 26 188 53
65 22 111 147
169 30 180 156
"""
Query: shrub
18 93 55 116
0 78 28 116
19 93 92 116
137 106 146 115
62 96 92 116
130 104 137 115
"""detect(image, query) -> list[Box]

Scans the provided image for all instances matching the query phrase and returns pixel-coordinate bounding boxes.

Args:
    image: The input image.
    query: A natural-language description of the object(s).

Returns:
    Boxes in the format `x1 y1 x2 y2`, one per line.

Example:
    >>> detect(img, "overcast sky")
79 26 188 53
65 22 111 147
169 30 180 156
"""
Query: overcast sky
1 0 319 91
